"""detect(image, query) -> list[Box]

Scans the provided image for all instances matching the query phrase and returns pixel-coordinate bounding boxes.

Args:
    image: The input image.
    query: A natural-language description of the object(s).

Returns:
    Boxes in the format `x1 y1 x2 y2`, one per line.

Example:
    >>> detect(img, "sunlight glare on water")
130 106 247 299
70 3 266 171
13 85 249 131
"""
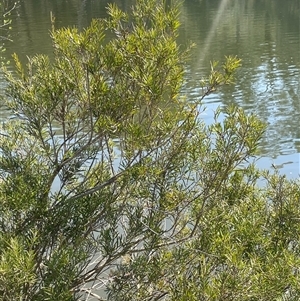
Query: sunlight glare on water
179 0 300 179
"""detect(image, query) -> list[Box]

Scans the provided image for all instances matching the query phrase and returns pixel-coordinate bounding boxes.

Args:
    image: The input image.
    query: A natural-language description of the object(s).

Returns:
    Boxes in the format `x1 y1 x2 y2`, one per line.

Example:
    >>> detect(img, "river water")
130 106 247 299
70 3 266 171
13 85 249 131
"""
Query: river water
0 0 299 178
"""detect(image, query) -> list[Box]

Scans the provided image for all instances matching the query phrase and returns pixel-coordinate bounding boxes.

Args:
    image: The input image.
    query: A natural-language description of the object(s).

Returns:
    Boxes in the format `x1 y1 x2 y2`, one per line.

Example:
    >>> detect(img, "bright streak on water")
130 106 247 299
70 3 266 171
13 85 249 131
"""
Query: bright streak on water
197 0 231 64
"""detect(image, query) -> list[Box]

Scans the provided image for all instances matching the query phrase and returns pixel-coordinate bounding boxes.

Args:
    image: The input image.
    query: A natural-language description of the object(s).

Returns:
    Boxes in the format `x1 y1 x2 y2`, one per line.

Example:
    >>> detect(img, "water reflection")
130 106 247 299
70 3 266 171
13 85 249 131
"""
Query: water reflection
0 0 299 177
180 0 300 178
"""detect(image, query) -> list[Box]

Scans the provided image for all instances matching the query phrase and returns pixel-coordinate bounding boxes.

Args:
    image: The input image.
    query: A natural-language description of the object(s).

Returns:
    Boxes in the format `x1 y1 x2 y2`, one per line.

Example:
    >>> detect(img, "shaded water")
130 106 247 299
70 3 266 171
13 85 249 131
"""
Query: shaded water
0 0 299 177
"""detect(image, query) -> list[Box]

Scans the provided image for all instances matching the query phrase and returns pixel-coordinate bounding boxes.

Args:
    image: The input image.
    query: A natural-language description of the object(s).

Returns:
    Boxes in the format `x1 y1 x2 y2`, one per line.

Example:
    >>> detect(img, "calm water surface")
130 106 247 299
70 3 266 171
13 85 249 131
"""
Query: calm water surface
1 0 299 178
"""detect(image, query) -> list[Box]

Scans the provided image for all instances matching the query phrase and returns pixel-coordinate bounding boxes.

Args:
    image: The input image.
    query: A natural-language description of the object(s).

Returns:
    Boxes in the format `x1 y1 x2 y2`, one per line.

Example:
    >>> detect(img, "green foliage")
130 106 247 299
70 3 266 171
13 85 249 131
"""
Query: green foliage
0 234 36 300
200 56 242 95
0 0 299 300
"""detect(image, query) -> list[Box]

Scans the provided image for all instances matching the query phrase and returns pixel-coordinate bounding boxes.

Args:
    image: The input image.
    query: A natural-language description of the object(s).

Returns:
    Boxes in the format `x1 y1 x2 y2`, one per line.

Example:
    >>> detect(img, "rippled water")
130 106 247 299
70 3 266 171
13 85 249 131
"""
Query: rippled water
179 0 300 178
1 0 299 178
